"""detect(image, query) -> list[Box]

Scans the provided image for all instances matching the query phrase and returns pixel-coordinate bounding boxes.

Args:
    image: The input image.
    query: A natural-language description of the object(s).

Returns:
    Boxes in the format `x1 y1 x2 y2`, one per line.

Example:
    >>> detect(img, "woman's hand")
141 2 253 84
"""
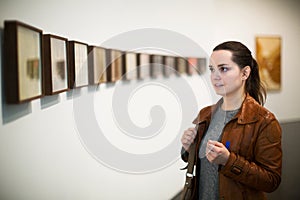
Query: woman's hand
181 127 197 151
206 140 230 166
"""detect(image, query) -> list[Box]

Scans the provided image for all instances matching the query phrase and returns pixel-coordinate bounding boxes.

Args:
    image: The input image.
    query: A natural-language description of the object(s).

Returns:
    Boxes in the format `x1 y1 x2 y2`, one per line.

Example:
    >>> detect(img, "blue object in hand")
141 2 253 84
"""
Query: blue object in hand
225 141 230 149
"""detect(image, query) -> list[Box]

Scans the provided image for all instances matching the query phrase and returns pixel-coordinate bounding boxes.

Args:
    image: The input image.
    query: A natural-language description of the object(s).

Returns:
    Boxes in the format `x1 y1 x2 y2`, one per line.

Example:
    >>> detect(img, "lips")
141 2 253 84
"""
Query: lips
214 83 224 87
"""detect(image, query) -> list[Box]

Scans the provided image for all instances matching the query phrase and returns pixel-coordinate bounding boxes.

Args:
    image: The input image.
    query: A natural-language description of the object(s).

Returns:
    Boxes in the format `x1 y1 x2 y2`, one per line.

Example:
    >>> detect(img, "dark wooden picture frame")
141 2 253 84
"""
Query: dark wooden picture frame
68 41 89 88
123 52 138 80
4 20 43 103
107 49 123 82
187 57 207 75
43 34 69 95
176 57 187 75
150 54 164 78
187 57 198 75
88 46 107 85
137 53 151 79
198 58 206 74
163 55 176 77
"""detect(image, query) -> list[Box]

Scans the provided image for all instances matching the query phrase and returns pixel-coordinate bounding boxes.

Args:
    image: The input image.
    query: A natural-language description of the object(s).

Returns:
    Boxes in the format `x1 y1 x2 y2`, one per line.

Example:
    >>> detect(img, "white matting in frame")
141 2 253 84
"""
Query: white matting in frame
4 20 43 103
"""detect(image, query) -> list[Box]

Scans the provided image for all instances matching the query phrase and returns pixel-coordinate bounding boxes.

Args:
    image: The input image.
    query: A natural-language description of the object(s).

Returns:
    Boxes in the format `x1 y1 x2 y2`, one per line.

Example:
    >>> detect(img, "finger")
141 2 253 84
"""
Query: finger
182 132 191 142
185 134 195 141
206 153 212 162
182 138 190 145
205 143 215 155
184 129 194 136
210 140 225 148
207 140 225 151
207 140 218 145
181 137 189 145
184 132 196 141
206 151 216 163
184 138 191 144
182 134 190 142
208 144 224 155
183 137 194 145
187 128 197 135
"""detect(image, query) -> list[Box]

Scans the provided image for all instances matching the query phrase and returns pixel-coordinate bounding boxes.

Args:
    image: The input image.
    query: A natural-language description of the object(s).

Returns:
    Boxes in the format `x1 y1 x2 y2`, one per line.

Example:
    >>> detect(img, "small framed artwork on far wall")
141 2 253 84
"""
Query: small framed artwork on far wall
150 54 164 78
187 57 198 75
123 51 138 80
88 46 107 85
176 57 187 75
43 34 69 95
137 53 151 79
107 49 123 82
4 20 43 103
163 55 176 77
68 41 89 88
256 36 281 91
187 57 207 75
198 58 207 74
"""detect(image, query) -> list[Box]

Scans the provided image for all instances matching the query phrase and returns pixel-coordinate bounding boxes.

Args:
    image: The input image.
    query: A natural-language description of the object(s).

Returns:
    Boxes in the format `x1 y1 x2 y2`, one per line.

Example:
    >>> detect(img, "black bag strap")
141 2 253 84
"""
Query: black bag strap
185 145 195 185
181 125 199 200
184 124 198 188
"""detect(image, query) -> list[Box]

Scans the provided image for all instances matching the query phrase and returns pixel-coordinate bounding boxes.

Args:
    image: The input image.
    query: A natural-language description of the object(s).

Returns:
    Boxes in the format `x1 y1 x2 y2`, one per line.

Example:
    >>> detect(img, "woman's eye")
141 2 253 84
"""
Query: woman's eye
220 67 228 72
209 67 215 72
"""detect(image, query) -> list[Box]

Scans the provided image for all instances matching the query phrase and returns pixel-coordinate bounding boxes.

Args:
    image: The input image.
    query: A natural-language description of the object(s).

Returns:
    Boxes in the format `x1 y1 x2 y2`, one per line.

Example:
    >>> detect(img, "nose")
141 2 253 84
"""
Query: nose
211 70 221 80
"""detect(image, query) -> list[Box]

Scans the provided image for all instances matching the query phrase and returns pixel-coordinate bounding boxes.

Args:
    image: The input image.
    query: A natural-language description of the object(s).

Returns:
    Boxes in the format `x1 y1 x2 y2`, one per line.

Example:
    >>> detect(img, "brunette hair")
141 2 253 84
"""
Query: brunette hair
213 41 266 105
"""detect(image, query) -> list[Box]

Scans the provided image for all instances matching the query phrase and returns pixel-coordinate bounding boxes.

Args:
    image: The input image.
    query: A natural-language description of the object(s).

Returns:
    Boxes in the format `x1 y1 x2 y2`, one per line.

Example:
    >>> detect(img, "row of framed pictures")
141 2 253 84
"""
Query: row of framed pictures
3 20 206 104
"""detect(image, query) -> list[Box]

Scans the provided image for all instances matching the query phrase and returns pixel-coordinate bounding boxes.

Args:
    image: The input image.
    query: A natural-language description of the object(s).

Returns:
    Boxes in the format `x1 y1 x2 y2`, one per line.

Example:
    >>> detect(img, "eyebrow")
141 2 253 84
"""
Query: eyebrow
209 63 229 68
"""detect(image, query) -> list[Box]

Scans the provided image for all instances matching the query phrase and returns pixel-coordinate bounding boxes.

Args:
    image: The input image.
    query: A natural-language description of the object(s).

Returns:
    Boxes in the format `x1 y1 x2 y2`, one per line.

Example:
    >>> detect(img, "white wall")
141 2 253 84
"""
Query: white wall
0 0 299 199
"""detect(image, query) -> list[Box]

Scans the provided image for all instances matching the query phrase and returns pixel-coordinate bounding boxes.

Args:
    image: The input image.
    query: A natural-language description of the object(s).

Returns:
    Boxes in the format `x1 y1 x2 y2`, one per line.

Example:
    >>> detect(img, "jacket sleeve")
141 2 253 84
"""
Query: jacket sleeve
219 118 282 193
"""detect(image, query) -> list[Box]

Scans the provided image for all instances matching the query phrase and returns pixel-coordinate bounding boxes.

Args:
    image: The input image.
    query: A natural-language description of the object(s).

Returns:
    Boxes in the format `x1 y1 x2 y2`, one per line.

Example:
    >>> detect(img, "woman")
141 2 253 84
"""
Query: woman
181 41 282 200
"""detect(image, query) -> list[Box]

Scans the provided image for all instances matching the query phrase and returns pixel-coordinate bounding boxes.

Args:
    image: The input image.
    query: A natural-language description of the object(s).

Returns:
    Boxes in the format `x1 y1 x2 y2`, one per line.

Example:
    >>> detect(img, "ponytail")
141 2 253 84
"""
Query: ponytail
246 58 266 105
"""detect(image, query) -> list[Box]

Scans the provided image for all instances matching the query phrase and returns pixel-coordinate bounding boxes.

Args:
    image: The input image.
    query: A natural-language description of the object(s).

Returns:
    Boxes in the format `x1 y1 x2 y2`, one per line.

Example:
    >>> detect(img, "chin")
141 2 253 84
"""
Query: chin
214 89 227 97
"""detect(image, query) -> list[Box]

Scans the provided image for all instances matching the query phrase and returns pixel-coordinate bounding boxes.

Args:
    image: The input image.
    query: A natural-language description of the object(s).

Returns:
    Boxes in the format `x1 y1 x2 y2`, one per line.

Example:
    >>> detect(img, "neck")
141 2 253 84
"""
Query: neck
222 93 246 111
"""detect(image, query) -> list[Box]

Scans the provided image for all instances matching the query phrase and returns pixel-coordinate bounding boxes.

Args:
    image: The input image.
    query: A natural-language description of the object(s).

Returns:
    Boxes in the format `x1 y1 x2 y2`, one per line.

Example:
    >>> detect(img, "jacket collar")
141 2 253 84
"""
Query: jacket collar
193 94 260 125
237 94 260 124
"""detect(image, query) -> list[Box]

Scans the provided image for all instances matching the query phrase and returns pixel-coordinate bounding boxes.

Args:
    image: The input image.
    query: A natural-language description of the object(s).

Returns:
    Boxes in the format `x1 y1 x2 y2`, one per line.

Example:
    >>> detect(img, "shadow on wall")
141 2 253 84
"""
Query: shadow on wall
0 29 51 124
0 28 31 124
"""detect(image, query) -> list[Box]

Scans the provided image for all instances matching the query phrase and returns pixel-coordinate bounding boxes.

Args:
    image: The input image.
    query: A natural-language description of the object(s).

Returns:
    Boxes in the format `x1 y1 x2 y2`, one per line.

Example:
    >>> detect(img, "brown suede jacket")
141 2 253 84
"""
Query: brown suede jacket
182 94 282 200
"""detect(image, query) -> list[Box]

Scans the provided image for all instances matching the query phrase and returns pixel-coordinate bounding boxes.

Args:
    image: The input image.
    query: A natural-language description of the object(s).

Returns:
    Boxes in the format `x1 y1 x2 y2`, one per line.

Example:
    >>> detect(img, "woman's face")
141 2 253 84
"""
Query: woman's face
209 50 245 98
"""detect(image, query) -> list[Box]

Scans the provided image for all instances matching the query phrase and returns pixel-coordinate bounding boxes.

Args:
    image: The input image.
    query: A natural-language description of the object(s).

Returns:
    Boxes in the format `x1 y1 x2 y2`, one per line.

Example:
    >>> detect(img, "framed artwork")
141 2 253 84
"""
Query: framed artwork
198 58 207 74
107 49 123 82
88 46 107 85
150 54 164 78
187 57 198 75
256 36 281 91
43 34 68 95
123 52 138 80
163 55 176 77
68 41 89 88
4 20 43 103
187 57 207 75
137 53 151 79
176 57 187 75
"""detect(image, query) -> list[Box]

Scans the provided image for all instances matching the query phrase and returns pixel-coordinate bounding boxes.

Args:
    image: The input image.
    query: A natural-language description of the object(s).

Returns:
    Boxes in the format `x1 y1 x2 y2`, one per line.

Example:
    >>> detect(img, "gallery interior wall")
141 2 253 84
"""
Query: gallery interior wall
0 0 299 199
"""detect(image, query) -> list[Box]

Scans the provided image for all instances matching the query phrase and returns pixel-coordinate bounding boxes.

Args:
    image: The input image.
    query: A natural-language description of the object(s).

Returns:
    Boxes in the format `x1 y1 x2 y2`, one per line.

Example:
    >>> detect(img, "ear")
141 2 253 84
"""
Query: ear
242 66 251 80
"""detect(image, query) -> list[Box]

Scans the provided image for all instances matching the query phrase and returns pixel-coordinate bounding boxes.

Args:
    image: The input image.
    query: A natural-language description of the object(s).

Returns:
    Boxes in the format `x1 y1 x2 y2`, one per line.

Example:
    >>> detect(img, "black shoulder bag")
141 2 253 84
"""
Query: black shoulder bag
181 126 198 200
